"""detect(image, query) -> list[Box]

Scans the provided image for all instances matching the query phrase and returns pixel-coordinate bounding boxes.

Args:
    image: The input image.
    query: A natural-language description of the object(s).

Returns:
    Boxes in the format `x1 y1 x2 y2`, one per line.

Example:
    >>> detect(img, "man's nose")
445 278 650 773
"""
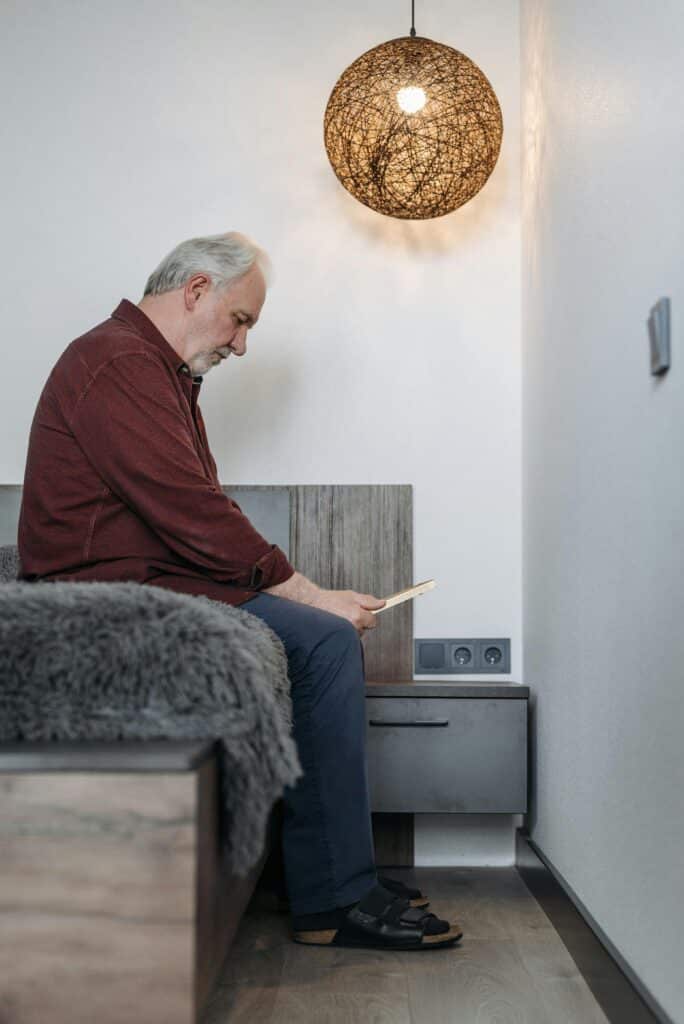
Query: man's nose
231 325 248 356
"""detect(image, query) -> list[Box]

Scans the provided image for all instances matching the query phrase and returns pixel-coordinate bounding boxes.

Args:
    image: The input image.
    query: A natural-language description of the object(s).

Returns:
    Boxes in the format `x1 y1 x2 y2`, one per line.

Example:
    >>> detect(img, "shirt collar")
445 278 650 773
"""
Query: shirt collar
110 299 195 378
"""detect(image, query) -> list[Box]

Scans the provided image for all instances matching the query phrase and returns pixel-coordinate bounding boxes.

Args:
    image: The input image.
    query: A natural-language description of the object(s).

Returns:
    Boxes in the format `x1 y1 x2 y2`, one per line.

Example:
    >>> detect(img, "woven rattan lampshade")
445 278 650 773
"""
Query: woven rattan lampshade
324 34 503 220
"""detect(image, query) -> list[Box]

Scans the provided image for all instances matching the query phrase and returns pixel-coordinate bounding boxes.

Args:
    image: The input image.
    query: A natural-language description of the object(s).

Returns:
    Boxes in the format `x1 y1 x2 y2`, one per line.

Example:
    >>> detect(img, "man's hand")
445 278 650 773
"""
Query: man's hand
315 589 386 634
263 571 386 634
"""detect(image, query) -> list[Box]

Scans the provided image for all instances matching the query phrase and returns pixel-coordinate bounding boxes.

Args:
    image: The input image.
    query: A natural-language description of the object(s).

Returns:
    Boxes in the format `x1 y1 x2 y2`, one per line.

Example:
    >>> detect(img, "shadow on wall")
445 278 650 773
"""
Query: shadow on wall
317 140 513 254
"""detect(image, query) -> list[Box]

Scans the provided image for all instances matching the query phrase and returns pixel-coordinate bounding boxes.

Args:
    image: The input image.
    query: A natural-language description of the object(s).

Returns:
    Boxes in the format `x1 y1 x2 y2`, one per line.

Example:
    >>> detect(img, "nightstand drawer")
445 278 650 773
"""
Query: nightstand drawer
365 697 527 813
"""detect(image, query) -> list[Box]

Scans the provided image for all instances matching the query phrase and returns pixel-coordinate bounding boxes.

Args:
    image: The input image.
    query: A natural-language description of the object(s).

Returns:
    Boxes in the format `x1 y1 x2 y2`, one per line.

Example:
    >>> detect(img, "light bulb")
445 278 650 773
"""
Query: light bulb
397 86 427 114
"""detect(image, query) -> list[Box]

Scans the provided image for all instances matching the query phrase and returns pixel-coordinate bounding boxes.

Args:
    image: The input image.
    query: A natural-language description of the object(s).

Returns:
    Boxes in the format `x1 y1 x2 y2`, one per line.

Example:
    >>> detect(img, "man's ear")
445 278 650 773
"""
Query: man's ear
183 274 212 311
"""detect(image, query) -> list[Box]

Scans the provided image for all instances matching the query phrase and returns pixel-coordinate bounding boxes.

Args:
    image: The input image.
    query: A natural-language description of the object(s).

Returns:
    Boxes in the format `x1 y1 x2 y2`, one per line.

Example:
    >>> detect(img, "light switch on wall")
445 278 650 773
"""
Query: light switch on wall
647 297 671 376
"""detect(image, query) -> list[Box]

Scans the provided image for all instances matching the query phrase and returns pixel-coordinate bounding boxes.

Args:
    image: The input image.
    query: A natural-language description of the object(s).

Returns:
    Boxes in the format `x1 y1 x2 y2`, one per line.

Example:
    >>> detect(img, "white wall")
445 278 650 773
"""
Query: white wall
522 2 684 1019
1 0 521 862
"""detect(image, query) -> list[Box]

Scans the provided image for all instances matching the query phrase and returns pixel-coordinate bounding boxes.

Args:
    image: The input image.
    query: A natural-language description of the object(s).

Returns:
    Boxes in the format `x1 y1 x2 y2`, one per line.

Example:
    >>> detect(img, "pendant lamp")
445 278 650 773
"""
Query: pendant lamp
323 2 503 220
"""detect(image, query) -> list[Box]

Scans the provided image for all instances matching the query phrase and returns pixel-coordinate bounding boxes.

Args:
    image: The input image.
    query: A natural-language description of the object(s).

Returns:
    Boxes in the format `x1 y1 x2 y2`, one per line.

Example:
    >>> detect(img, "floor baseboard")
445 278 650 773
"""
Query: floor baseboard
515 828 671 1024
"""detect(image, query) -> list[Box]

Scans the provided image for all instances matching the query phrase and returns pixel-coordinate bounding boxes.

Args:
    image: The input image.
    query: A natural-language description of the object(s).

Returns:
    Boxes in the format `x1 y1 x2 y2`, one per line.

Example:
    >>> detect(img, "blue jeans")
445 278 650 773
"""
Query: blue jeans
241 592 379 915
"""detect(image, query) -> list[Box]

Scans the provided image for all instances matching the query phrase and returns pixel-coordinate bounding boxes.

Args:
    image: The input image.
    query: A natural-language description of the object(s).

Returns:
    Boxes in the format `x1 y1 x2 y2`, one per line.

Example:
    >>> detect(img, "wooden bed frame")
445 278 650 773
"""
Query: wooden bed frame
0 740 278 1024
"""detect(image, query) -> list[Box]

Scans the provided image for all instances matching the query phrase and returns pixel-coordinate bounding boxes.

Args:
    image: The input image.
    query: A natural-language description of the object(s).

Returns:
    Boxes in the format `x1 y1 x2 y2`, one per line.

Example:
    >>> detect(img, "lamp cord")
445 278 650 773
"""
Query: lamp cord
410 0 416 36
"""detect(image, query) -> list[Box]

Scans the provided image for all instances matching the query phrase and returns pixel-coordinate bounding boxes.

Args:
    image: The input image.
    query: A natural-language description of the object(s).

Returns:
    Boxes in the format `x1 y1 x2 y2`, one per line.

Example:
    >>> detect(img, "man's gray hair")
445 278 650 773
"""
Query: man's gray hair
143 231 270 297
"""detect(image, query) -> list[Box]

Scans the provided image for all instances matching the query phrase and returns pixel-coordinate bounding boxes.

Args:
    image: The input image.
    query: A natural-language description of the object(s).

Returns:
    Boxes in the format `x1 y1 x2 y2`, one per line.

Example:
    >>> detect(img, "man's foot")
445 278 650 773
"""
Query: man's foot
291 882 462 950
376 873 429 909
276 873 428 912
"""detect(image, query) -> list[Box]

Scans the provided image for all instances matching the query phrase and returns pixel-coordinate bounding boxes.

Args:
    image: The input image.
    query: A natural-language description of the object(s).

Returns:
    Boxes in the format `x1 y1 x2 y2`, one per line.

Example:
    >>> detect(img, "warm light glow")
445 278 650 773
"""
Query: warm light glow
397 86 426 113
324 35 504 218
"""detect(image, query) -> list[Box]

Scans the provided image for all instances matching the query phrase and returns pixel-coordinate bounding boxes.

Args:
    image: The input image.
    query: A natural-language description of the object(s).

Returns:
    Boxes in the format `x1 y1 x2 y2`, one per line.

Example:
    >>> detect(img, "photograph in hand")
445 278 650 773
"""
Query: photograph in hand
371 579 436 615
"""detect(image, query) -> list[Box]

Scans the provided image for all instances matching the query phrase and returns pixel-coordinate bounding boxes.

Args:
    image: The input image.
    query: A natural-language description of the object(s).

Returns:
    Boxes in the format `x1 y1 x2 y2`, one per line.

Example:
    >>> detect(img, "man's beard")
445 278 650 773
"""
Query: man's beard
186 349 231 377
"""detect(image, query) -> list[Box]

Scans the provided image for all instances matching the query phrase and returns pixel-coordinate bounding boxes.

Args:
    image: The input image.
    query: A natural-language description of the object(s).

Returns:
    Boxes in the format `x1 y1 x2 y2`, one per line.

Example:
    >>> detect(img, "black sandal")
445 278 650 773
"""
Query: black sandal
277 873 429 912
292 883 462 950
377 873 429 908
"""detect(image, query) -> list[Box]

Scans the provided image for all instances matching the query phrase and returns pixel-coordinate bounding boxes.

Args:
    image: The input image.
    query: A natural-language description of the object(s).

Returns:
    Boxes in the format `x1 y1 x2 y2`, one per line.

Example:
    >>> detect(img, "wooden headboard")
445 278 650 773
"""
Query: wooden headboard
0 483 413 680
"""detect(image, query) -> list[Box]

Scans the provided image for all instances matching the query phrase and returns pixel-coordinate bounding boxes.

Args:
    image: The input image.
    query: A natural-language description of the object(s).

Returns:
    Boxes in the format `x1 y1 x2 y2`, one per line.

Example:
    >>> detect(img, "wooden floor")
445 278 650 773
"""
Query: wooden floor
200 867 609 1024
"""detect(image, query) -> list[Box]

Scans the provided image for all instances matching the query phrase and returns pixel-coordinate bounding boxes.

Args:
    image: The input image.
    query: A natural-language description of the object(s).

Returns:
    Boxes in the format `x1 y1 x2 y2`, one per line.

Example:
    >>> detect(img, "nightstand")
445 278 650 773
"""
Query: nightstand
365 679 529 866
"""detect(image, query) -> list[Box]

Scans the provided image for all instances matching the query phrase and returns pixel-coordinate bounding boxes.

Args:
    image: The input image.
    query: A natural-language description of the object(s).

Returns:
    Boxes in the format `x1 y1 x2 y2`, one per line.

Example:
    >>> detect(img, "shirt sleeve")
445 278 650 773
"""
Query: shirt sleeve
68 351 296 590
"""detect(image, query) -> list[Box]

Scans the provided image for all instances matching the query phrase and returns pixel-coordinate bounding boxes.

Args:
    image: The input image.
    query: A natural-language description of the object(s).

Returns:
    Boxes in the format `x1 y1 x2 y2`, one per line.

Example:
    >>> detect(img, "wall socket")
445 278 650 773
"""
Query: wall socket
414 638 511 674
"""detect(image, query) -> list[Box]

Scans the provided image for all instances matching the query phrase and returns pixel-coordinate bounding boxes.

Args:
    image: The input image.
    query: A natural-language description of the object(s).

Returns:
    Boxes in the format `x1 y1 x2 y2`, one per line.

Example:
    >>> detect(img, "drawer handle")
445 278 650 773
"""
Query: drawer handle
368 719 450 727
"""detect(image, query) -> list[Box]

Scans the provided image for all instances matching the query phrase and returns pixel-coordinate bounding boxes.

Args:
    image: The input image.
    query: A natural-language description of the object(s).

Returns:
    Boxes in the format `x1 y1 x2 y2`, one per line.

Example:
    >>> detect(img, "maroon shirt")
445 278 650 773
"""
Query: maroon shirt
17 299 295 605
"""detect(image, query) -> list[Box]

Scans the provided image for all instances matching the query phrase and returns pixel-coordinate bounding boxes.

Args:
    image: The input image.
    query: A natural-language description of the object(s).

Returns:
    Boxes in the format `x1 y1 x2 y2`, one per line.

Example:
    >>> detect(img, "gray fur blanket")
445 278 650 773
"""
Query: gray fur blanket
0 546 303 877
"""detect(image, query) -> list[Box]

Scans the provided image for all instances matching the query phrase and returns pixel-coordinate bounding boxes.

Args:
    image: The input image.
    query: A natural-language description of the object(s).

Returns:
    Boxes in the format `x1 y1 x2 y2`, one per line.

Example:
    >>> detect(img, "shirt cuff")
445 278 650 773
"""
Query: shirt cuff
248 545 296 590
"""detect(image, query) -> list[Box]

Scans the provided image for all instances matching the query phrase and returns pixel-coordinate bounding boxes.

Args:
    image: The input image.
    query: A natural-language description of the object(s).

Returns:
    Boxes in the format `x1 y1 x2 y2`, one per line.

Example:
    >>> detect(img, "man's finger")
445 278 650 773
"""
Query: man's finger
358 593 386 610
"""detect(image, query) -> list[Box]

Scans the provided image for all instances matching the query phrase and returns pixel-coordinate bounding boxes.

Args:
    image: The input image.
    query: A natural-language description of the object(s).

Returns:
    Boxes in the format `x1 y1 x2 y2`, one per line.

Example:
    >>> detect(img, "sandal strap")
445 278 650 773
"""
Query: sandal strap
381 898 432 928
345 903 425 943
353 886 434 933
379 895 410 922
397 905 434 926
376 897 436 929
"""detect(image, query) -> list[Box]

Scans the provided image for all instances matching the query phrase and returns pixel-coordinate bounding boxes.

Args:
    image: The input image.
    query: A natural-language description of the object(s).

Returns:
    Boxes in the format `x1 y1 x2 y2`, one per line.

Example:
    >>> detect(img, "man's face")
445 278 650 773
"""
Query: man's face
185 266 266 377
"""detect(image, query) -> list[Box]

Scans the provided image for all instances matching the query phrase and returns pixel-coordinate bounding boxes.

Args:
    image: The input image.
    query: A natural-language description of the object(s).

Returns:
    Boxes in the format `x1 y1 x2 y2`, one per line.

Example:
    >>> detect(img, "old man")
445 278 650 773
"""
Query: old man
18 231 459 950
